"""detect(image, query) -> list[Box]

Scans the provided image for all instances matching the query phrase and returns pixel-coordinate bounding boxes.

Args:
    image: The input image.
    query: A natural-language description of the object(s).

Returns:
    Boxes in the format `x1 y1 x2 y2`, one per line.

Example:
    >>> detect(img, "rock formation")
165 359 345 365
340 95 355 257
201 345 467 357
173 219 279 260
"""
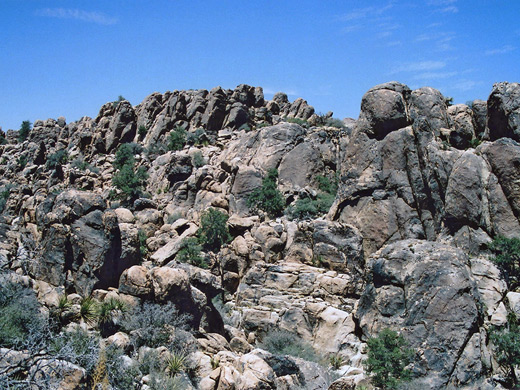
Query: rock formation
1 81 520 389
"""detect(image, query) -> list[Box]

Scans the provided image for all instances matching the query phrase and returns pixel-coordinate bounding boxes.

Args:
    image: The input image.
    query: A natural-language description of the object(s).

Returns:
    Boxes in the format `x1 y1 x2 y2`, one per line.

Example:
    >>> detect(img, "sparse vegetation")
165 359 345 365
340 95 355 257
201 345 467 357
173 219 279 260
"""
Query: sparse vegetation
168 126 187 151
18 120 31 142
112 95 126 109
0 184 13 213
247 168 285 218
46 149 68 170
258 329 319 362
17 155 28 169
490 313 520 388
469 138 482 148
191 151 205 168
489 236 520 291
198 208 231 252
287 174 337 220
112 143 148 203
139 229 148 257
71 157 100 174
285 117 309 128
364 328 413 390
176 237 207 268
138 124 148 138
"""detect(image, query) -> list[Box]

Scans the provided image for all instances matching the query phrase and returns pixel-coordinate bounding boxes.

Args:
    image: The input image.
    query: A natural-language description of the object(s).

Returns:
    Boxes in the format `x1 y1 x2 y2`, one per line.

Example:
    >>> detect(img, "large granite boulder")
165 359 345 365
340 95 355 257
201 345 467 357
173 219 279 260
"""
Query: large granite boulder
487 82 520 141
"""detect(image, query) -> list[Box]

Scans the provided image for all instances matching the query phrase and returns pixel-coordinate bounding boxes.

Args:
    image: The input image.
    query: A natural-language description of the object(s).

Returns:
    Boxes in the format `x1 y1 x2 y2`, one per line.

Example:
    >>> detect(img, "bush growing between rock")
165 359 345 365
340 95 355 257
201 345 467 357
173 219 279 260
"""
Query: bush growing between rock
168 126 187 151
121 302 192 349
258 330 319 362
191 151 205 168
176 237 207 268
46 149 68 170
364 328 413 390
490 313 520 387
199 208 231 252
287 175 337 220
247 168 285 218
0 185 13 213
489 236 520 291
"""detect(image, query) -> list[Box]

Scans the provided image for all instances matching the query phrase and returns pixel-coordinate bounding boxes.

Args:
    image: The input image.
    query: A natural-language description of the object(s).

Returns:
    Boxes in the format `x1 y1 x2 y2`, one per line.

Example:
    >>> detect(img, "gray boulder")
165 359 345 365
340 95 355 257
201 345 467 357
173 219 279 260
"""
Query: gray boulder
487 82 520 141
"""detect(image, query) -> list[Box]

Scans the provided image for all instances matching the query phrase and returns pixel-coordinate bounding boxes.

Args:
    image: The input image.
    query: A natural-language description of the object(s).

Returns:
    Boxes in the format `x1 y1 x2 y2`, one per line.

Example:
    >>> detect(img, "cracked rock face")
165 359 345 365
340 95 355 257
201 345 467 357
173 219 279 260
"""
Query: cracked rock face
355 240 483 390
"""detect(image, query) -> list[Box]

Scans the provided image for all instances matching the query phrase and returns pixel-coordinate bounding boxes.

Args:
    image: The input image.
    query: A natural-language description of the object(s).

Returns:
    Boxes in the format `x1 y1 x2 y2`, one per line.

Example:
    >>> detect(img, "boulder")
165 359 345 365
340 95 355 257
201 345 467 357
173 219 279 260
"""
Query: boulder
357 82 411 140
487 82 520 141
355 240 483 389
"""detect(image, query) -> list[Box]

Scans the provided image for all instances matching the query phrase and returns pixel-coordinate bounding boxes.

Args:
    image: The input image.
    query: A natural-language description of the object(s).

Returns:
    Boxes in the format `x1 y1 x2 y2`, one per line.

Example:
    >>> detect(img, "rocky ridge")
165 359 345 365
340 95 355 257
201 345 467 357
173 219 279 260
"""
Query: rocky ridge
1 81 520 389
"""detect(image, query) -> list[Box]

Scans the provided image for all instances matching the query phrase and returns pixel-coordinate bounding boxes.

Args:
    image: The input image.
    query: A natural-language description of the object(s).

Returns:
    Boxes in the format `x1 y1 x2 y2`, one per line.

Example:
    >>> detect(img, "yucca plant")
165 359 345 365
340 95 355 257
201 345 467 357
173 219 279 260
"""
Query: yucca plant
98 298 127 337
166 352 186 377
78 297 99 326
329 353 344 370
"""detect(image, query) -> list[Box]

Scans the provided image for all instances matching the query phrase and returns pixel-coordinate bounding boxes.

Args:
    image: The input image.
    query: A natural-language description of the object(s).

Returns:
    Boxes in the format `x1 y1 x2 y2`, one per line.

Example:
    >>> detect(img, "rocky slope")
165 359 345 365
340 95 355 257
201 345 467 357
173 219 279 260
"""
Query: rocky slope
1 81 520 389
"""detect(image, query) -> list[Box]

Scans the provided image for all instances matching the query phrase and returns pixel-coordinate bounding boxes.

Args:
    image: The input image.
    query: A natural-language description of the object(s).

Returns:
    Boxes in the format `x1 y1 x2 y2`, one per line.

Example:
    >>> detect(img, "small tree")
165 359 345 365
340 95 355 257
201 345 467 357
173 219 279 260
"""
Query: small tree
247 168 285 217
18 120 31 142
490 313 520 387
489 236 520 291
177 237 206 268
199 208 231 252
365 328 413 390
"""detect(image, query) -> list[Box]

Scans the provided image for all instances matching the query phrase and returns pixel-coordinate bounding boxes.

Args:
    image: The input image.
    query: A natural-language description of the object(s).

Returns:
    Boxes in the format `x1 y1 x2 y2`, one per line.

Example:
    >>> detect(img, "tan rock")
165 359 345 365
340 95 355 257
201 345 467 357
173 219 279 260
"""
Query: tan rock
114 207 134 223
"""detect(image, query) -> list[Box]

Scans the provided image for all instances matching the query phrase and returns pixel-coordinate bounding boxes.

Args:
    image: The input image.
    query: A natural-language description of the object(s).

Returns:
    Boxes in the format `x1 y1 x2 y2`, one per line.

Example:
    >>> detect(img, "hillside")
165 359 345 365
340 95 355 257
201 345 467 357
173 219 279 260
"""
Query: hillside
1 81 520 390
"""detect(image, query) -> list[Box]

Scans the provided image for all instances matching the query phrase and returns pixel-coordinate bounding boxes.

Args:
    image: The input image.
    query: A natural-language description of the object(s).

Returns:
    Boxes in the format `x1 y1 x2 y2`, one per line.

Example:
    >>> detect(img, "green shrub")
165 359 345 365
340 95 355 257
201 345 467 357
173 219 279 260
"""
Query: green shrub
469 138 482 149
138 125 148 138
247 168 285 218
139 229 148 257
490 313 520 388
17 155 28 169
0 184 12 213
489 236 520 291
113 142 142 170
316 174 338 195
177 237 206 268
168 126 187 151
285 117 309 128
121 302 192 349
191 151 205 168
166 352 186 377
258 330 319 362
46 149 68 170
186 128 208 146
324 117 345 129
78 296 99 326
0 275 46 348
112 164 148 203
287 196 318 220
199 208 231 252
364 328 413 390
71 157 100 174
18 120 31 142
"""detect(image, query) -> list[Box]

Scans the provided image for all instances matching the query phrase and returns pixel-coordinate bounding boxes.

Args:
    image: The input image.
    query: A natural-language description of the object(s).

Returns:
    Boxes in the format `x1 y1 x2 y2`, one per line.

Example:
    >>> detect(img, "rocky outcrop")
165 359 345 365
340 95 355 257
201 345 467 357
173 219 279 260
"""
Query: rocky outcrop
355 240 484 389
488 81 520 141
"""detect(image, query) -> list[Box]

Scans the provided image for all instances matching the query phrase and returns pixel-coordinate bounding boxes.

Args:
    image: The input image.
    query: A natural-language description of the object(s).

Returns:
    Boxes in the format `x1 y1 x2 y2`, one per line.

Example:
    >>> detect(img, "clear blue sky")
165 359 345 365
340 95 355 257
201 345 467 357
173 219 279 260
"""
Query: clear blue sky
1 1 519 131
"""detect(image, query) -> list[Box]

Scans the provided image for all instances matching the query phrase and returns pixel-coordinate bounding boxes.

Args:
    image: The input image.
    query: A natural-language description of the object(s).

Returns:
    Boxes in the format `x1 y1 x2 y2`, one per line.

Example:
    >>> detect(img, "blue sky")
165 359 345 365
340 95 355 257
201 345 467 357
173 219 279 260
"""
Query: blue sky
1 1 519 131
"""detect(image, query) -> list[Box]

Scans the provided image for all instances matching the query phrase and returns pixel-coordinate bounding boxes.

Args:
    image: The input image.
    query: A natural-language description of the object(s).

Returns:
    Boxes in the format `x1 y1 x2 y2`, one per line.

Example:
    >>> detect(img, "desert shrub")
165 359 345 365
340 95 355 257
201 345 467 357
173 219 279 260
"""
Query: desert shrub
46 149 68 170
287 196 318 220
49 327 100 376
324 117 345 129
105 344 141 390
316 175 338 195
247 168 285 218
138 125 148 138
121 302 192 349
329 354 344 370
239 123 251 132
168 126 187 151
364 328 413 390
199 208 231 252
112 164 148 203
139 348 165 375
489 236 520 290
166 352 186 377
148 373 183 390
186 128 208 146
0 184 13 213
18 120 31 142
177 237 207 268
71 157 100 174
139 229 148 257
113 142 142 170
17 155 28 169
0 275 45 348
259 330 318 362
490 313 520 388
191 151 205 168
285 117 309 128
